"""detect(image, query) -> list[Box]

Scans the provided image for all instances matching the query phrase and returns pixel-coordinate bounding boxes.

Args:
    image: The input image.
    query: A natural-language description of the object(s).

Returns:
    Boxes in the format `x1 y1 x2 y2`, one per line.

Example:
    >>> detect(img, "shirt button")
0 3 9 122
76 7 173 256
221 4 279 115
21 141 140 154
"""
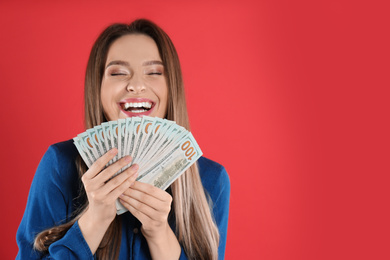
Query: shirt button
133 228 139 234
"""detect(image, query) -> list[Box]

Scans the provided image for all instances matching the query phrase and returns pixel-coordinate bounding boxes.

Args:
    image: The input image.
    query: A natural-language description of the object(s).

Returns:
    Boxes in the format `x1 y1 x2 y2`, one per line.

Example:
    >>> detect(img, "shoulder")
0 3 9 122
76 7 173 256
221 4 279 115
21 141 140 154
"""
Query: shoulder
197 157 230 202
198 156 230 185
35 139 80 193
41 139 78 171
46 139 79 162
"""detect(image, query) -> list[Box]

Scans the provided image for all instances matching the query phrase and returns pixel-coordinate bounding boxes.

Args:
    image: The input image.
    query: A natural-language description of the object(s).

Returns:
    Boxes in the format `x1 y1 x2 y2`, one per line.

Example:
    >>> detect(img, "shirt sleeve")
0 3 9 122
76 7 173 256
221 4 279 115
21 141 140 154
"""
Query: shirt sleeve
212 166 231 260
16 144 94 259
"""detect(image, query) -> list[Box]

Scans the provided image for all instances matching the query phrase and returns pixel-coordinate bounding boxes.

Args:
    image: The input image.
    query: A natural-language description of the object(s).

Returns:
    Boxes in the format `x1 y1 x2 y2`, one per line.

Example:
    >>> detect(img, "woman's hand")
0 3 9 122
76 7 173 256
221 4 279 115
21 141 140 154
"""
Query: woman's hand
119 182 181 259
78 148 139 254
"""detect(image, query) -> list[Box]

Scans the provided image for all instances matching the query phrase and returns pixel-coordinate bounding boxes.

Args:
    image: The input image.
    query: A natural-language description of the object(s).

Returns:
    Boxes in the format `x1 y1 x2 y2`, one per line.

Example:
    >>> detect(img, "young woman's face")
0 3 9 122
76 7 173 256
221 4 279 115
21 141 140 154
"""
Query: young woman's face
101 34 168 121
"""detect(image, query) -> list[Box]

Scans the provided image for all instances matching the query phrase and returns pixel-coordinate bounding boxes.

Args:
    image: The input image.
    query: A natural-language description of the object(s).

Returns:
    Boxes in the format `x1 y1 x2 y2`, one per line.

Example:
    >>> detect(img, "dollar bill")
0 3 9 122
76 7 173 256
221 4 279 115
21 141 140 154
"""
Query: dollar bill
129 117 142 162
77 132 98 162
86 129 103 159
123 117 132 163
137 133 202 190
136 117 165 169
117 119 126 159
142 120 175 162
101 122 114 165
73 137 93 167
95 126 108 156
132 116 155 164
109 121 119 162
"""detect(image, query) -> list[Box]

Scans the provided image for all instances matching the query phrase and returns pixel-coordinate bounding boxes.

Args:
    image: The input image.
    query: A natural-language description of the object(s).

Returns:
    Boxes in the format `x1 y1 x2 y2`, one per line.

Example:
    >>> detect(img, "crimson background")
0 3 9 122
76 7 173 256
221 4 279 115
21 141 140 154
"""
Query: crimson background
1 0 389 259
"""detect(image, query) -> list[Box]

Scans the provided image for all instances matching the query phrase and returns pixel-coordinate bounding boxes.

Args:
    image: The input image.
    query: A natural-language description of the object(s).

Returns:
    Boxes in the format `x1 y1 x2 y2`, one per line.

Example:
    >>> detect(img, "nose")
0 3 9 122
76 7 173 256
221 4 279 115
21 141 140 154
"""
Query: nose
126 75 146 93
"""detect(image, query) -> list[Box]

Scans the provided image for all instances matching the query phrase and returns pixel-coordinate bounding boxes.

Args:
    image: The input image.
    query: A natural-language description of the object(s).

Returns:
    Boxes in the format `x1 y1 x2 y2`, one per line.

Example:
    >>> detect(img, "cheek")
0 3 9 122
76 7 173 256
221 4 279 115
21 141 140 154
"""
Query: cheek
100 82 118 117
160 81 169 106
153 82 169 117
159 88 169 113
100 85 109 110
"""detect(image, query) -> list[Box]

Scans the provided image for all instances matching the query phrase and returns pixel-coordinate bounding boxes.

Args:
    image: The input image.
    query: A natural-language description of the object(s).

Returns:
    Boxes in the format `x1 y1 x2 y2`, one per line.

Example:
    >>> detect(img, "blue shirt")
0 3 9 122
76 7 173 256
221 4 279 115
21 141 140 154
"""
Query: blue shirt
16 140 230 259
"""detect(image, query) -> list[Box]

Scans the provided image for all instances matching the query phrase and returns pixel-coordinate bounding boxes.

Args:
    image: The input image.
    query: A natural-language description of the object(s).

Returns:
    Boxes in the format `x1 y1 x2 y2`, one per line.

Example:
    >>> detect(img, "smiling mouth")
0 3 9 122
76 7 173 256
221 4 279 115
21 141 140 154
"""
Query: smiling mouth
120 101 154 113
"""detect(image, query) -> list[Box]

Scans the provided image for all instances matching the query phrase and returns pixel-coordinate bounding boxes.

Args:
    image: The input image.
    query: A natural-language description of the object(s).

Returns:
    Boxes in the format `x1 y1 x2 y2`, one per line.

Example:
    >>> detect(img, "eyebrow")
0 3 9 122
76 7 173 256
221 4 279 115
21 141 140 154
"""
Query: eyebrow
142 60 163 66
105 60 163 68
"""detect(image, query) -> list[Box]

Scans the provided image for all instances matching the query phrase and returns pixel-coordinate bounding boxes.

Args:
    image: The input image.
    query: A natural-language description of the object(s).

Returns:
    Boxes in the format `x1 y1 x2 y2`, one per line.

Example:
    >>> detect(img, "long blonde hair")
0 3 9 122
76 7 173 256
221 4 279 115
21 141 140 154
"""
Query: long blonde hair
34 19 219 259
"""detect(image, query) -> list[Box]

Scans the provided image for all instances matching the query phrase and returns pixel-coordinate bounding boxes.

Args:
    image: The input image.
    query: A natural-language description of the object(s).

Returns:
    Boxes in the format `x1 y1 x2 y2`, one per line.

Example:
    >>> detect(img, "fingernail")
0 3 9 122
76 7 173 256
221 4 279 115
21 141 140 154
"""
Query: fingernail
125 156 131 163
131 164 139 170
110 148 118 154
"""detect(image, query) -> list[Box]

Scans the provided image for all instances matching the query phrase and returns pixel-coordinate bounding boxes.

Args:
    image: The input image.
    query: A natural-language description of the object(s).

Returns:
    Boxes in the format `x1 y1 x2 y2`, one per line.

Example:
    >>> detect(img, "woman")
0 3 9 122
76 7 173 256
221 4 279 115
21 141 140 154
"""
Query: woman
16 19 230 260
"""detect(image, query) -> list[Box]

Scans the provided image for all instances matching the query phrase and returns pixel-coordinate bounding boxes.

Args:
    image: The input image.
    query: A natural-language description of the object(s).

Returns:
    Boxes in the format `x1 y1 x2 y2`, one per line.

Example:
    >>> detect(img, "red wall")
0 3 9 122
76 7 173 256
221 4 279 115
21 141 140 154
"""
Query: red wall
1 0 389 259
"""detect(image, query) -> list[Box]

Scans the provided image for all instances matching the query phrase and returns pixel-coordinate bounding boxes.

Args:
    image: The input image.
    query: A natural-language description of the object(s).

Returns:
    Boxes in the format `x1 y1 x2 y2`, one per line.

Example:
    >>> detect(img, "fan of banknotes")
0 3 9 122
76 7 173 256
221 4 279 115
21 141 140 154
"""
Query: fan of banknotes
73 116 202 214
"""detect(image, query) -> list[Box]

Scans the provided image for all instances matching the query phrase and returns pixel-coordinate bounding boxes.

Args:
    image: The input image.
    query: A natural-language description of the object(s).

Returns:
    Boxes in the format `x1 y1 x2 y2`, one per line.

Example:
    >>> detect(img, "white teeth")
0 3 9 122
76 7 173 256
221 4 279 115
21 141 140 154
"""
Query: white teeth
123 102 152 110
